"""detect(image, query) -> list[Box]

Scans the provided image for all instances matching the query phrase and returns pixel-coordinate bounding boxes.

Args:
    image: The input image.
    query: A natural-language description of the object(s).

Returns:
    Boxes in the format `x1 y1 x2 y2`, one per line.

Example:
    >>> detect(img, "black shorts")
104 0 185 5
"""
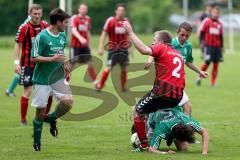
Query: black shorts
204 46 223 63
135 92 181 115
19 66 34 87
107 50 129 67
70 47 91 64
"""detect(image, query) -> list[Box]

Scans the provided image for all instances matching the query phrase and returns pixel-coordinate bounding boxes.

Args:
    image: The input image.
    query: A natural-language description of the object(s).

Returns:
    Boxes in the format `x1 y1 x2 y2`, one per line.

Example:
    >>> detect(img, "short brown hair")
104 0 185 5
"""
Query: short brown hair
177 22 192 33
115 3 126 10
154 30 172 44
29 4 42 13
49 8 71 25
172 123 195 143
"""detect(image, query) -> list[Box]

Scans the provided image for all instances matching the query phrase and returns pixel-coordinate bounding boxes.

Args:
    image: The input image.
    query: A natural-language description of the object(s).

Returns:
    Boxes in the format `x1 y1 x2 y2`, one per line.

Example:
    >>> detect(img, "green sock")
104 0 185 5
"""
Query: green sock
47 112 58 123
33 118 43 144
7 74 20 93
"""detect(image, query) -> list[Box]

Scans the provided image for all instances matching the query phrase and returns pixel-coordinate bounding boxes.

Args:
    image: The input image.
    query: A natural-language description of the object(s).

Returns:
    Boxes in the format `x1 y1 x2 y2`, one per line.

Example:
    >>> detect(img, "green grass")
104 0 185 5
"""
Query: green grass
0 35 240 160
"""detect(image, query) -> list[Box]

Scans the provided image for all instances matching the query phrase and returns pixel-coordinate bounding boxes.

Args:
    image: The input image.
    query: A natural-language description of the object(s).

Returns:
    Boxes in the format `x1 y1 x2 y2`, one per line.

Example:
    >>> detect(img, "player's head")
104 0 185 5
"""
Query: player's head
171 123 195 143
78 3 88 16
204 2 213 13
49 8 71 32
29 4 42 24
153 30 172 45
177 22 192 45
115 3 126 19
211 6 220 20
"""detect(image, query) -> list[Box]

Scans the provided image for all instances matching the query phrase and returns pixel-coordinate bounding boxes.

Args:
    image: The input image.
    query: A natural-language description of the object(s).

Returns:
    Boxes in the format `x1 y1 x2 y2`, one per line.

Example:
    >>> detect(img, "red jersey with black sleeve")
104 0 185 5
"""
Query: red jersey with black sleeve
150 43 185 99
70 15 91 48
103 16 129 50
15 20 48 67
199 17 223 48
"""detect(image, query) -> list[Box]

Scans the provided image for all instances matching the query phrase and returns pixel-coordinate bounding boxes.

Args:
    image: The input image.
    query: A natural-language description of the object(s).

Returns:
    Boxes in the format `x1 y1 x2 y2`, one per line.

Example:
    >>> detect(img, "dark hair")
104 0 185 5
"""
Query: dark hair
29 4 42 13
49 8 71 25
171 123 195 143
211 6 220 12
154 30 172 44
177 22 192 33
115 3 126 10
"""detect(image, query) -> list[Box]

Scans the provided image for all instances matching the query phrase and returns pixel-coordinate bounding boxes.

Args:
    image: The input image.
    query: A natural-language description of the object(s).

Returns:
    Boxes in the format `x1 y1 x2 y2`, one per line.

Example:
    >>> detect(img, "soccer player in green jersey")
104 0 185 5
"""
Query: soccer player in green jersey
146 107 209 155
145 22 208 115
31 8 71 151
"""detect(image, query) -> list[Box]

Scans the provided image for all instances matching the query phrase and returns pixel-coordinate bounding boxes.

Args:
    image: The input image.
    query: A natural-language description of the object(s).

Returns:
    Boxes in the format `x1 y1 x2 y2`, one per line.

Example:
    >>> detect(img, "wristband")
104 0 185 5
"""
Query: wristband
14 60 20 65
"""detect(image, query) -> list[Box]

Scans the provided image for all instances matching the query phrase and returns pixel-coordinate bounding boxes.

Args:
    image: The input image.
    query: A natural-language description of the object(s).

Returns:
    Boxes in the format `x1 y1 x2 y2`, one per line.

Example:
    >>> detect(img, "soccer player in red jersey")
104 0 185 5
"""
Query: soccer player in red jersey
14 4 51 125
96 3 131 91
122 21 185 151
197 6 224 87
70 3 97 85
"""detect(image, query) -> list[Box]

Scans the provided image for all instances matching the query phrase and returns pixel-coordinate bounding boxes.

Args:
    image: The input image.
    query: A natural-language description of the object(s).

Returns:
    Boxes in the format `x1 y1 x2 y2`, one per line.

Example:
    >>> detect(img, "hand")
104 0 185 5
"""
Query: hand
14 64 21 74
199 70 208 78
122 21 133 34
221 48 225 54
144 62 152 70
79 37 88 45
98 48 104 56
52 54 66 62
202 152 208 155
167 150 176 154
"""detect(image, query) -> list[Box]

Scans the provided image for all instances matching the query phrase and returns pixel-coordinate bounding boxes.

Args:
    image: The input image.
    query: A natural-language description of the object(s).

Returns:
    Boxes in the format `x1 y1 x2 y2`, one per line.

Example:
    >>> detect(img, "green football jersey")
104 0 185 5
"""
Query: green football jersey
148 107 202 149
172 37 193 63
31 28 67 85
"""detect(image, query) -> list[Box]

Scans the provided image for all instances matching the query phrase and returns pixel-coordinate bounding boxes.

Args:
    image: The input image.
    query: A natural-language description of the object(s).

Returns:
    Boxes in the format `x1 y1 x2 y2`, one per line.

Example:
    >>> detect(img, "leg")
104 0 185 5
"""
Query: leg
33 108 46 151
6 73 20 96
211 63 219 87
120 66 127 91
20 86 32 125
97 67 111 91
182 101 192 116
45 96 53 116
87 60 97 83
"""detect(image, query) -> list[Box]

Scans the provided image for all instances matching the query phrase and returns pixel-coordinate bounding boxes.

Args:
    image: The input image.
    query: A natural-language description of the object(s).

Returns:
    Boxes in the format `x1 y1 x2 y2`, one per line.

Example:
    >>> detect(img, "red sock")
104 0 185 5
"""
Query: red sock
98 70 110 89
21 96 28 121
87 66 97 81
134 116 148 148
211 63 219 86
45 96 53 116
120 70 127 90
199 63 209 78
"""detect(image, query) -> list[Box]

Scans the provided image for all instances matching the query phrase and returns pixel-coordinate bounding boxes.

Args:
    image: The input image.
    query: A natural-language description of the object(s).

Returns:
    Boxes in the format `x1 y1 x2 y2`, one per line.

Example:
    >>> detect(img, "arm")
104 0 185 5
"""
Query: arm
31 54 66 63
98 31 107 55
186 62 208 78
88 31 91 50
72 27 87 45
122 21 152 55
198 128 209 155
148 147 175 154
144 56 154 69
14 43 22 74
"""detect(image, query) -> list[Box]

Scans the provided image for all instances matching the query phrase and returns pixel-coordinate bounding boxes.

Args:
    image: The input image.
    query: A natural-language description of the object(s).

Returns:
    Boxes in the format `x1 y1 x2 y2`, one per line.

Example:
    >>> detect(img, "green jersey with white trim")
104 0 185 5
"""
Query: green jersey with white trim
172 37 193 63
148 106 202 149
31 28 67 85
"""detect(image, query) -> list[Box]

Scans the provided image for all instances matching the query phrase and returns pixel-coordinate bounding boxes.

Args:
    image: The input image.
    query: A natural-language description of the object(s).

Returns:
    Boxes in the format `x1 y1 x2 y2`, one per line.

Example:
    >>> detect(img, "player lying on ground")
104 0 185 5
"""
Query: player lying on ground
147 106 209 155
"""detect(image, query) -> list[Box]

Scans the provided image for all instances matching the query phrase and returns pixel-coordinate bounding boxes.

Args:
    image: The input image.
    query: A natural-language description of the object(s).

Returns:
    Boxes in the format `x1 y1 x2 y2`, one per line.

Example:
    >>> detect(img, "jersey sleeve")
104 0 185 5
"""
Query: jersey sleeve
150 44 165 58
15 23 27 44
70 15 77 28
88 17 92 30
103 17 112 33
31 34 44 58
187 118 202 133
185 45 194 63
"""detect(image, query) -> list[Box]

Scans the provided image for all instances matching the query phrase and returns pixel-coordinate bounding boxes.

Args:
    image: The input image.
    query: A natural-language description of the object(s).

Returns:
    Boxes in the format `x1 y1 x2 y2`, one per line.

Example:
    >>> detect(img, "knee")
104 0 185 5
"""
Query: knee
61 97 73 109
36 109 46 120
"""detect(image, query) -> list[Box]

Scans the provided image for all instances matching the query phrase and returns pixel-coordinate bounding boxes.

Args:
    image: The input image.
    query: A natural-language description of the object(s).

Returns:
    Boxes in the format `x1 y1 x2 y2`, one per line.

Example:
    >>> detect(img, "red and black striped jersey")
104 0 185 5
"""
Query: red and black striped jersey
103 16 129 50
150 43 185 100
70 15 91 48
15 20 48 67
199 17 223 48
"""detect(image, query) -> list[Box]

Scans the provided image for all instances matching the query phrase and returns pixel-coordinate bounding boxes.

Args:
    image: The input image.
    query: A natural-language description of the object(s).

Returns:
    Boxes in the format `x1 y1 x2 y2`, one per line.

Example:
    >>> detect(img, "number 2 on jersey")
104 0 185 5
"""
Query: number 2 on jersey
172 57 182 78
